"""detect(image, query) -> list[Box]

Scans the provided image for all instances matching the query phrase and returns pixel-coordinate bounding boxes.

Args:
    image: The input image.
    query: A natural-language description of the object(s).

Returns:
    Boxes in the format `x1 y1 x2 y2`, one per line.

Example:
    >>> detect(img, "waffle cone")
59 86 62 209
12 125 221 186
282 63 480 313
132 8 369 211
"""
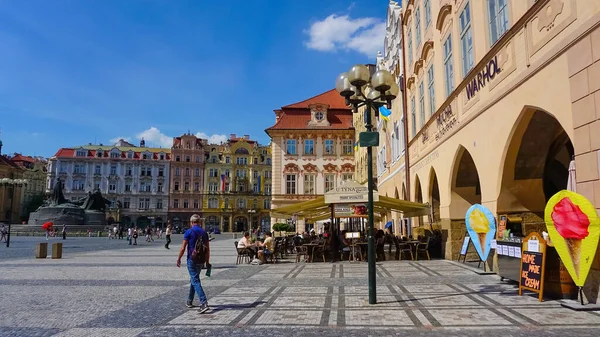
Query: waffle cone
477 233 487 257
565 238 582 278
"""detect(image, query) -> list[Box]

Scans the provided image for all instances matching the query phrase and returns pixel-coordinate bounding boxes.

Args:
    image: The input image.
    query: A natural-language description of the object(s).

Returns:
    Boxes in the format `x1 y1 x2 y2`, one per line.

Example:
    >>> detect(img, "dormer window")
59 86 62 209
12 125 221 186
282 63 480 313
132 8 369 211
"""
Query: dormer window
315 111 324 121
97 151 103 158
127 151 134 159
76 150 87 157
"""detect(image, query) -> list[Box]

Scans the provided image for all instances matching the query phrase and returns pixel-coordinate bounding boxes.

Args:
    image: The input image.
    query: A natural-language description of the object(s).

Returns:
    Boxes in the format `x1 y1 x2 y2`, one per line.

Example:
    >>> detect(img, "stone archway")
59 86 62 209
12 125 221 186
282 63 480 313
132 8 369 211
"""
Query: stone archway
414 175 424 227
235 216 248 232
429 168 441 222
402 183 407 200
449 146 481 219
498 108 573 215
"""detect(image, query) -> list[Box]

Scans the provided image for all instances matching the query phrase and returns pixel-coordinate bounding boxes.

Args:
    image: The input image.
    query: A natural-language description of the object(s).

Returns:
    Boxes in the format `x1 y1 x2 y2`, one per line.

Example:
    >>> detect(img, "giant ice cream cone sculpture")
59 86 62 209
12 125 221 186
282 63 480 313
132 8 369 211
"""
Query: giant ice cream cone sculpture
551 197 590 279
469 208 490 259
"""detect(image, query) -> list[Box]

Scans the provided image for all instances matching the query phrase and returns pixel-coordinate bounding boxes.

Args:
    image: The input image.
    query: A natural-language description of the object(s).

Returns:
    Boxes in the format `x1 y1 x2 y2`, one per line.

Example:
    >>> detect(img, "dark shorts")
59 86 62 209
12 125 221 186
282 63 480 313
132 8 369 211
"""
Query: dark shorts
263 249 271 255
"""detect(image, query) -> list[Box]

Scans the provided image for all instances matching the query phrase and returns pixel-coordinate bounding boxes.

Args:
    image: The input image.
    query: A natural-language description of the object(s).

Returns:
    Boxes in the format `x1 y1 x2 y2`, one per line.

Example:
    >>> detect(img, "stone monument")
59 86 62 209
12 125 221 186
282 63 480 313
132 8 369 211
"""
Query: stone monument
28 178 112 227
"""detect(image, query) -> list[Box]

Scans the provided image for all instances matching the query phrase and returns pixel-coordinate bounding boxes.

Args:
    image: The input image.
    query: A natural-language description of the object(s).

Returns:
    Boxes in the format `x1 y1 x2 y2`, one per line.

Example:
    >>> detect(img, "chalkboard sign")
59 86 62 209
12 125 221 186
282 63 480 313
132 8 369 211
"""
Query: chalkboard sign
518 232 547 302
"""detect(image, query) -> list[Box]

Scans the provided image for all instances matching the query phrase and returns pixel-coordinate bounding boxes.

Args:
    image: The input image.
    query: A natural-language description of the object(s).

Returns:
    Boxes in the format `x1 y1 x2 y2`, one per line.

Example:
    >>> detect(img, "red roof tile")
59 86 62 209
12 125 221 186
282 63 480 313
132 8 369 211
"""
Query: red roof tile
282 89 349 110
266 89 353 132
0 155 19 168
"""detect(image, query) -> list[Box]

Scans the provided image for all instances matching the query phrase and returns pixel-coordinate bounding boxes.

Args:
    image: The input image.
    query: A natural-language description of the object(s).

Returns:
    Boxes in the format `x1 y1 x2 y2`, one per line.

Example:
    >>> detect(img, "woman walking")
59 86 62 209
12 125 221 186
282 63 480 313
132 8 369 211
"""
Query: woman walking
165 223 172 249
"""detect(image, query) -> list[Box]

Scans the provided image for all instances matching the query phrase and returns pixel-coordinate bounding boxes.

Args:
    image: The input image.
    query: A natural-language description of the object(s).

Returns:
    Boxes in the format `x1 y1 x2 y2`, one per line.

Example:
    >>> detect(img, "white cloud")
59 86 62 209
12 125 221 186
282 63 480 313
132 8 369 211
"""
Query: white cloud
136 127 172 148
109 136 131 144
304 14 385 56
196 132 228 144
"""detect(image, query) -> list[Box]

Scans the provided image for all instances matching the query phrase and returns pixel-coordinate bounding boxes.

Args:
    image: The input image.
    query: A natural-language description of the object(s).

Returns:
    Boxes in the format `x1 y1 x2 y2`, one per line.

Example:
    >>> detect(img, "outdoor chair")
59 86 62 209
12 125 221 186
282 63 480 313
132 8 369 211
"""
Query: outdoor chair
235 241 251 265
415 237 431 260
295 244 309 263
312 240 327 262
397 238 414 261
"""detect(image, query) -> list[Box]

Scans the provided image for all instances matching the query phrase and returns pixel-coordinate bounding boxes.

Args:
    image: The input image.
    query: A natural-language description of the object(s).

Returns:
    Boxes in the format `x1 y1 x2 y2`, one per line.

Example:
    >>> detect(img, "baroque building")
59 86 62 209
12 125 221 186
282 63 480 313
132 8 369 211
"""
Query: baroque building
266 89 355 233
201 134 272 233
47 139 170 228
0 141 25 223
167 133 206 229
10 154 47 219
400 0 600 300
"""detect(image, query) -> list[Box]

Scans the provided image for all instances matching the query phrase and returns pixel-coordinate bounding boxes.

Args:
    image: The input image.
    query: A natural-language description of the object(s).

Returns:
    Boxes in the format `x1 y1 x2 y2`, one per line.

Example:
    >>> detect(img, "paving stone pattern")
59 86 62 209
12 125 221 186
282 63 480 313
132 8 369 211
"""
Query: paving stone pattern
1 237 600 336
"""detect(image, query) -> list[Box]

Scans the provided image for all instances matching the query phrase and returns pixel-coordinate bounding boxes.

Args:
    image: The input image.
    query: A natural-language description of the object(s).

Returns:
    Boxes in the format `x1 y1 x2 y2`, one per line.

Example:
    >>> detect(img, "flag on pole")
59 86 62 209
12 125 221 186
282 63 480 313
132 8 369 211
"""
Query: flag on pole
379 106 392 121
354 142 359 152
219 174 226 191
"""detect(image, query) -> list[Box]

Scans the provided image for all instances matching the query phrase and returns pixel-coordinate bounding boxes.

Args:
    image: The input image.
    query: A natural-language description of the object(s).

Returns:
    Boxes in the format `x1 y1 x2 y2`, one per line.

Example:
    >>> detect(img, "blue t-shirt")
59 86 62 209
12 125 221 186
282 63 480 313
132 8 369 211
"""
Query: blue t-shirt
183 225 209 261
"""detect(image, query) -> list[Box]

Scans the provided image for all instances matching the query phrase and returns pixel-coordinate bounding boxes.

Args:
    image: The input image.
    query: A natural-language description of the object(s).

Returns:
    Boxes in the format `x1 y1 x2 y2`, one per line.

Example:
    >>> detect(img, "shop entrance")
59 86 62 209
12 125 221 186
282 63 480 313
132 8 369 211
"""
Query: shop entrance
449 146 481 219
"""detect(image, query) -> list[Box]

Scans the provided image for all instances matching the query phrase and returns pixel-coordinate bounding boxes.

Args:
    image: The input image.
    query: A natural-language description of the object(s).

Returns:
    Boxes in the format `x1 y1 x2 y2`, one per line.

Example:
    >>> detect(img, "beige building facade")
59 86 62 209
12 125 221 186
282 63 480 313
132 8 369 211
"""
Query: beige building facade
400 0 600 300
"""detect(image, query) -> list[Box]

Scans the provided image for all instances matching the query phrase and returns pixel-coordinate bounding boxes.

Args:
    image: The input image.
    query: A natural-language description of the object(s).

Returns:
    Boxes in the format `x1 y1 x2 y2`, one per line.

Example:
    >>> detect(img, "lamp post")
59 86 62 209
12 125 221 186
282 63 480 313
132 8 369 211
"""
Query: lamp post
335 65 399 304
1 178 28 248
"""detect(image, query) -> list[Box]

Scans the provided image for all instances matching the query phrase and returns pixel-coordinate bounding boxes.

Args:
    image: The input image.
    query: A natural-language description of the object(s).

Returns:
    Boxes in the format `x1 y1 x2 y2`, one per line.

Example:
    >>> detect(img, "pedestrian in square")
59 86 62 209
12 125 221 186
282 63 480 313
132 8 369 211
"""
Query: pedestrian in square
132 226 138 245
62 225 67 240
1 224 7 242
176 214 210 313
127 226 133 245
165 223 172 249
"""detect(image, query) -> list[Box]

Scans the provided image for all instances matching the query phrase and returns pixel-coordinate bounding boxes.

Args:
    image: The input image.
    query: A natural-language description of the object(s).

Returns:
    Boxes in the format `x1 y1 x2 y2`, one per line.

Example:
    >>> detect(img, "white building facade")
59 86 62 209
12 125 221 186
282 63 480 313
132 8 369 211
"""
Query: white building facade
46 140 171 228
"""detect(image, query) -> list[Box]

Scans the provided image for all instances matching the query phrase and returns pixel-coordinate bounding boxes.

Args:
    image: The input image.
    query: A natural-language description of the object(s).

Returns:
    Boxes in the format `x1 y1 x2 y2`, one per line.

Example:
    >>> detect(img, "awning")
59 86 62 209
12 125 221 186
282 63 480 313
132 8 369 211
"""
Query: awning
271 195 429 220
385 221 393 229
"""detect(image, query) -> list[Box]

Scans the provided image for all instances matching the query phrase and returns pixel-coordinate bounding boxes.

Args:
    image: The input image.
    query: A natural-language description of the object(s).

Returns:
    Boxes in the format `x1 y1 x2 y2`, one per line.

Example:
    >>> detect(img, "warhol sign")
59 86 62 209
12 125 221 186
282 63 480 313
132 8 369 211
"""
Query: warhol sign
325 180 379 204
465 56 501 100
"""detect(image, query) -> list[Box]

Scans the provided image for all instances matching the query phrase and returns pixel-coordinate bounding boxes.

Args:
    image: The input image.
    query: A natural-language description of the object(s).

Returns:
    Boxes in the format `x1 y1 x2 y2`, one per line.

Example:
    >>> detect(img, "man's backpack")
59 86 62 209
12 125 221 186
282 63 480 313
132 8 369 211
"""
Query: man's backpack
191 228 208 265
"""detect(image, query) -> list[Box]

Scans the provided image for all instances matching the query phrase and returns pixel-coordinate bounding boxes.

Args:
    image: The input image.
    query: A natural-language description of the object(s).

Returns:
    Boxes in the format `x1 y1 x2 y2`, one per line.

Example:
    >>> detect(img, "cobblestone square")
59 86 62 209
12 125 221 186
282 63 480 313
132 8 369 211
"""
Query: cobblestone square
1 236 600 336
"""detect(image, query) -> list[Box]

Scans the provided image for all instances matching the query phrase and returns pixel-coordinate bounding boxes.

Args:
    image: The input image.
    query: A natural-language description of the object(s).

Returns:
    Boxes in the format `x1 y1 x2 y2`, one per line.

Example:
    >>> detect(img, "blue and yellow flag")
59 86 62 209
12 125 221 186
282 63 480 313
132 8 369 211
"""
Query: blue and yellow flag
379 106 392 121
354 142 358 152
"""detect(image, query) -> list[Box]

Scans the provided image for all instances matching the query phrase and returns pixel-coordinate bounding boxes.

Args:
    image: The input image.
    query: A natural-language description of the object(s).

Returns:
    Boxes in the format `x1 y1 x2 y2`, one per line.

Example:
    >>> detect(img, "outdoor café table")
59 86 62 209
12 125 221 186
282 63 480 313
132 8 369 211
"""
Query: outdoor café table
348 243 365 262
303 243 320 262
407 241 420 256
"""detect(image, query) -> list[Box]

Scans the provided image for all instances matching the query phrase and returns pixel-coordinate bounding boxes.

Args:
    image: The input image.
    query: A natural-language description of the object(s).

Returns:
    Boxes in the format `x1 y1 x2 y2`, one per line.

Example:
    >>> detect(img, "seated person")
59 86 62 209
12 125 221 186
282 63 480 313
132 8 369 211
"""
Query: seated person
339 230 351 255
237 232 257 259
257 232 275 263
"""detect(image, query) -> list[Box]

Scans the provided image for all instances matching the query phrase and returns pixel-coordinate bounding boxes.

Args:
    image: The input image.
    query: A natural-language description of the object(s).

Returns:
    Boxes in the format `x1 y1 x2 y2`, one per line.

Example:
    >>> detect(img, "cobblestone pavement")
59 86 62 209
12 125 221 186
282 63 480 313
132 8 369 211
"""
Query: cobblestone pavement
1 238 600 336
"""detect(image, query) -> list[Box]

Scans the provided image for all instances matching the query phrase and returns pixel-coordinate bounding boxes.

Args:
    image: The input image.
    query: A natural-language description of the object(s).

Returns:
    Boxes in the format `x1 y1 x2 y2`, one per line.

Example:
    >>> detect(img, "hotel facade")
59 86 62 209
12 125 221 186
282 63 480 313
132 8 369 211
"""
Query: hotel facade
399 0 600 300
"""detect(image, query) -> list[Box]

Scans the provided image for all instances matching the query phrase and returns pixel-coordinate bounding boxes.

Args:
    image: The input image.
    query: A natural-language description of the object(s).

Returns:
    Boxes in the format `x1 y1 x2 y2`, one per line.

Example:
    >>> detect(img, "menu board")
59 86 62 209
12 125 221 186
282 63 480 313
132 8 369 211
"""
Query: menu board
518 232 546 302
460 236 470 255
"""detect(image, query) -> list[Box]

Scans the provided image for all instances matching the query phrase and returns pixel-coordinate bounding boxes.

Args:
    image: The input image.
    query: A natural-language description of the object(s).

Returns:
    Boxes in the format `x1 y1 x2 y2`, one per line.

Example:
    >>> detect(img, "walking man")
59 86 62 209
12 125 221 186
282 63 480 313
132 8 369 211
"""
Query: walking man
176 214 210 313
127 226 133 245
62 225 67 240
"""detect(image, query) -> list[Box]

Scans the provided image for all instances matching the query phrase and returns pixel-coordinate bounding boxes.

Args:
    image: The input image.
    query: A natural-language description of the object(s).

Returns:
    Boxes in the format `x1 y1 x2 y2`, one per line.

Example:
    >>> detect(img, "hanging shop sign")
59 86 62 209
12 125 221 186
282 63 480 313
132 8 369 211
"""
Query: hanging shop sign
465 56 502 100
333 204 368 218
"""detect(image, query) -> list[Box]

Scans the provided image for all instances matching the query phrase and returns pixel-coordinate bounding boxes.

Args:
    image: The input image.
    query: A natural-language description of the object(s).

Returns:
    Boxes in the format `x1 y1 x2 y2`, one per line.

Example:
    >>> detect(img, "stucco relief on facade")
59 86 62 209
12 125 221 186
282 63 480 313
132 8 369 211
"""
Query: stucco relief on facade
302 163 318 173
528 0 577 55
436 4 452 32
283 163 300 173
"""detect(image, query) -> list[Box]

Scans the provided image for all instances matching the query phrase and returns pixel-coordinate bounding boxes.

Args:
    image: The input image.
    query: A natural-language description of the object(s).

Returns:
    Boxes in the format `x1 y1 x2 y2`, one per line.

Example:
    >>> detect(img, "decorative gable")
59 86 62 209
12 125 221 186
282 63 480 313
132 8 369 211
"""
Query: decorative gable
307 103 331 127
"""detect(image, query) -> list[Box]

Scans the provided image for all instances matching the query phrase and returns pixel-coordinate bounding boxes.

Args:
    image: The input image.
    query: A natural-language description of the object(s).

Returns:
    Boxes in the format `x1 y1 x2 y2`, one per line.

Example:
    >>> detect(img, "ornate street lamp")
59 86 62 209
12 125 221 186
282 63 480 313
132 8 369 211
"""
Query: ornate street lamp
335 65 399 304
1 178 28 248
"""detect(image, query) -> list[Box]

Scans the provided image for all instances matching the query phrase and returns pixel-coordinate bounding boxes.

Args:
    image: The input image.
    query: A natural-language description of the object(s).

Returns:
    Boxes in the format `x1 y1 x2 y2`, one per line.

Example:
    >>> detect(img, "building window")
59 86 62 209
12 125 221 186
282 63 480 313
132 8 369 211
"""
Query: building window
94 165 101 175
224 199 229 209
304 139 314 155
72 180 85 190
342 173 353 181
194 182 200 191
97 151 103 158
392 122 400 160
266 158 271 165
265 184 271 195
158 167 164 177
76 150 87 157
139 198 150 210
424 0 431 27
183 199 189 209
192 199 198 209
184 182 189 191
342 140 352 155
195 168 200 177
173 199 179 208
209 182 218 192
237 199 246 209
415 6 421 47
127 152 133 159
460 2 474 77
73 164 85 174
264 170 271 179
123 198 130 209
224 169 230 177
263 199 270 209
443 35 455 97
159 154 165 160
325 174 335 192
411 96 416 136
377 146 386 176
209 168 218 177
175 168 180 176
156 199 163 209
185 168 190 176
110 152 119 158
208 197 218 208
125 184 131 192
236 157 248 165
286 139 296 155
109 183 116 192
158 183 163 192
324 139 335 155
304 174 315 194
175 156 180 162
174 182 180 191
419 82 425 127
185 155 190 162
407 27 413 65
399 117 405 153
427 66 435 116
126 166 132 176
285 174 296 194
195 156 200 163
488 0 509 45
253 183 259 193
224 182 230 192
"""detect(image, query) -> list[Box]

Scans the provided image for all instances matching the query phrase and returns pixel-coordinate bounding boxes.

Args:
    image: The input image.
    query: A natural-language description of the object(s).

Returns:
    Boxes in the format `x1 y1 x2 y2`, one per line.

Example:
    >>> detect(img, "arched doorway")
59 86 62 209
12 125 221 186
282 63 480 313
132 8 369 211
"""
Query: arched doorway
261 216 270 233
121 216 132 227
414 175 424 227
155 217 163 229
235 216 248 232
171 216 182 233
449 146 481 219
206 215 220 232
107 217 115 225
429 168 441 222
498 108 573 216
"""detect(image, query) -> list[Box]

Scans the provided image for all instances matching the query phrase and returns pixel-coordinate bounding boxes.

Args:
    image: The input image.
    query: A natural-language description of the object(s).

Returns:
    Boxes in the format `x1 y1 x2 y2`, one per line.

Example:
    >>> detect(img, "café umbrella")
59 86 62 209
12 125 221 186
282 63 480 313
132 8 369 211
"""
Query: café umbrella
42 222 53 230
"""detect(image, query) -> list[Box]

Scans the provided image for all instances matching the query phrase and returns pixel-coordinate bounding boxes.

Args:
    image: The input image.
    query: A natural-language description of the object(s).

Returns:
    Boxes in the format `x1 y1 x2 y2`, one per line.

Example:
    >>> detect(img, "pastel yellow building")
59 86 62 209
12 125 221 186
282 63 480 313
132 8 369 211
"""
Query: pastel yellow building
400 0 600 300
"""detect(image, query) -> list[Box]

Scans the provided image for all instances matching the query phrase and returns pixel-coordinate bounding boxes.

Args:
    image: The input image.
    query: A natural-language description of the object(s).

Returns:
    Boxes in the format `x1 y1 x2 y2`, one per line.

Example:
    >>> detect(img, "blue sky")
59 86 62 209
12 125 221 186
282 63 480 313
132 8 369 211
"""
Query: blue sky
0 0 387 157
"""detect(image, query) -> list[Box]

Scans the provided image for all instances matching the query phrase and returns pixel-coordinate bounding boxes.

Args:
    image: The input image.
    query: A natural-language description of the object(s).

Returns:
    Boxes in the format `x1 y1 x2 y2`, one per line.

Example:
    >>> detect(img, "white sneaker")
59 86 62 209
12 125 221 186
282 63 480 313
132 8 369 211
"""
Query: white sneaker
251 259 260 265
